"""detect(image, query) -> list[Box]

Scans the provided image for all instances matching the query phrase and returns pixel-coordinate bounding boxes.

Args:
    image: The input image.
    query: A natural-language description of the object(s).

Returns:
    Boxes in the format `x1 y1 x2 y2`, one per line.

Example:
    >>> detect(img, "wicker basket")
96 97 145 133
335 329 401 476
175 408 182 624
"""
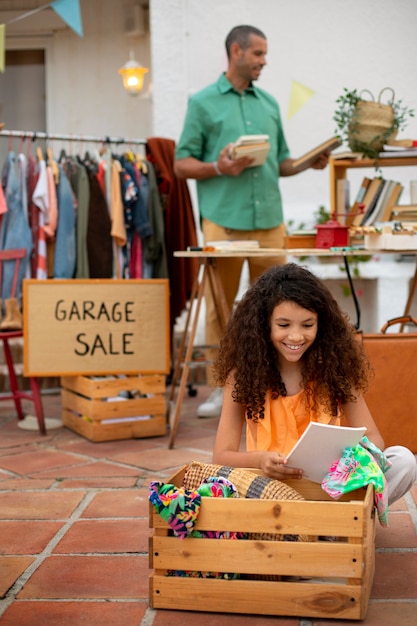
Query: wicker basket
348 88 396 152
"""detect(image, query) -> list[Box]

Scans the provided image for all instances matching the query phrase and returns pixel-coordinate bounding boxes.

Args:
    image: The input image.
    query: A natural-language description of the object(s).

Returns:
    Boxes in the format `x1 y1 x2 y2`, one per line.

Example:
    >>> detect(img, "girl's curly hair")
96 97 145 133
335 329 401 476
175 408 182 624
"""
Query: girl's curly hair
213 263 371 420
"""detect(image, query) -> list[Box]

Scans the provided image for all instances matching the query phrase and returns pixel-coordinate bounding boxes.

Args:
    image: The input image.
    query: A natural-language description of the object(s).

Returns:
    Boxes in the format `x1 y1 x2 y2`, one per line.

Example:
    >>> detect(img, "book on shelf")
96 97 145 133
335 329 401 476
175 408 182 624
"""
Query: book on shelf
331 151 362 160
229 134 270 166
370 180 397 224
391 204 417 221
346 176 371 226
378 182 404 222
205 240 260 251
385 138 417 148
360 179 387 226
336 178 350 223
292 136 342 169
351 177 383 226
379 146 417 158
362 179 394 226
285 421 367 483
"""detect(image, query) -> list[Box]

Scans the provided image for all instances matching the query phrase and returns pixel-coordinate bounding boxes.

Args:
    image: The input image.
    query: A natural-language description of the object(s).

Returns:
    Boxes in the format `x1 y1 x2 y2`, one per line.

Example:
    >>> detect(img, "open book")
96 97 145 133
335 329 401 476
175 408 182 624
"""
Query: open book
285 422 367 483
229 134 270 167
292 136 342 169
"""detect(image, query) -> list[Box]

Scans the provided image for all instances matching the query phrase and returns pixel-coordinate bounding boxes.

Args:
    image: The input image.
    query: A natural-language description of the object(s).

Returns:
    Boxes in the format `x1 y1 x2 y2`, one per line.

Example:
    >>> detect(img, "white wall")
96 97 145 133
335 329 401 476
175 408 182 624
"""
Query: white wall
46 1 150 140
150 0 417 229
1 0 153 144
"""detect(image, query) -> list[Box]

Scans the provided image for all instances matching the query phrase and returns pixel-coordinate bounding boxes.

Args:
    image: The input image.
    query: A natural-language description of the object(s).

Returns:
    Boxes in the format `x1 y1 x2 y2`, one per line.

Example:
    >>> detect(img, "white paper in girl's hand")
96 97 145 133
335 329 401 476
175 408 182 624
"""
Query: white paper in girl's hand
285 422 367 483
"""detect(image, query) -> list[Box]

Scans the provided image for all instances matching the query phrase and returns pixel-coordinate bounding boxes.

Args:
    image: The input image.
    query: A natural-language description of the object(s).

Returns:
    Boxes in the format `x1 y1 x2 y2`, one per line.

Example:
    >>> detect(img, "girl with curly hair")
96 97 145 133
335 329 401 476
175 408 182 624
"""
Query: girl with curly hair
213 263 416 504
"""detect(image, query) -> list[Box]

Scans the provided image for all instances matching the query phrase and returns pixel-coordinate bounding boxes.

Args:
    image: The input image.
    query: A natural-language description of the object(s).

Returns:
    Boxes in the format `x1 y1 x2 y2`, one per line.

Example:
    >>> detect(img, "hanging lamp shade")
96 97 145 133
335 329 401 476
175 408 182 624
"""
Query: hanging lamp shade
118 51 149 96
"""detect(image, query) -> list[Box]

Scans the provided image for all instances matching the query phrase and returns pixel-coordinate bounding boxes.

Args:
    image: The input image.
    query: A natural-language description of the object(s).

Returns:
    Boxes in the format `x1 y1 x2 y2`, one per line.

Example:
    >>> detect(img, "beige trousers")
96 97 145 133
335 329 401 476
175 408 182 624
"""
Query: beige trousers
202 218 287 385
385 446 417 505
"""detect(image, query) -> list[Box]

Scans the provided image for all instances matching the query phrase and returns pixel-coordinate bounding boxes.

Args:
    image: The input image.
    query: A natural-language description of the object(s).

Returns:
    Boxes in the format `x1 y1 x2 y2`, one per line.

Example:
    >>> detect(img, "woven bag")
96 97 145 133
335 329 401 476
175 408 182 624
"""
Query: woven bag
348 88 396 152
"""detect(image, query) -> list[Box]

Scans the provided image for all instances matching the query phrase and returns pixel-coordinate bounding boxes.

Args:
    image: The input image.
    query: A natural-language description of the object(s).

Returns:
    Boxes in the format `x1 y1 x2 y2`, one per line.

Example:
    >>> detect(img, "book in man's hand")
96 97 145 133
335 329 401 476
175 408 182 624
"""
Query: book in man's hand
292 136 342 169
285 421 367 483
229 134 270 167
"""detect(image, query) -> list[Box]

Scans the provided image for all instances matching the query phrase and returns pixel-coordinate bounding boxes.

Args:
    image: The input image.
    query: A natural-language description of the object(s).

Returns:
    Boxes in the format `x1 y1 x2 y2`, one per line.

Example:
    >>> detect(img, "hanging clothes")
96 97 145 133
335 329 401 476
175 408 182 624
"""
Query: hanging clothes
85 161 113 278
27 152 40 278
110 158 127 279
0 151 32 300
0 181 7 216
141 158 168 280
61 155 90 279
32 156 49 279
146 137 198 336
53 165 76 279
119 155 153 240
0 133 175 287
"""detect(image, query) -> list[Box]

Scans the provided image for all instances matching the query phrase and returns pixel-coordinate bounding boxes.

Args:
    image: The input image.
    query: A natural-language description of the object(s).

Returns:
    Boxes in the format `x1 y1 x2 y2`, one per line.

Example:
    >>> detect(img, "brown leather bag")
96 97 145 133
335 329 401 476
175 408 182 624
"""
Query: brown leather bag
357 315 417 451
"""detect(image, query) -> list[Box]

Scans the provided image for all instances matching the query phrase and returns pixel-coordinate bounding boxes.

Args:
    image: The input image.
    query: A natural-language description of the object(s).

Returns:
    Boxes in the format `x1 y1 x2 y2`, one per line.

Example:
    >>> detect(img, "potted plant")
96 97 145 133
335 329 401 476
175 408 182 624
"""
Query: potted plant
333 88 414 160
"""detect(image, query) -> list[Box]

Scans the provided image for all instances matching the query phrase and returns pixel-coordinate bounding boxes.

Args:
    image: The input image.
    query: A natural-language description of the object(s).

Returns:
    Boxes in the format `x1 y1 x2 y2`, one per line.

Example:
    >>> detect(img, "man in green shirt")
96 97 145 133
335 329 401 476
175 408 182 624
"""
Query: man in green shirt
174 24 329 417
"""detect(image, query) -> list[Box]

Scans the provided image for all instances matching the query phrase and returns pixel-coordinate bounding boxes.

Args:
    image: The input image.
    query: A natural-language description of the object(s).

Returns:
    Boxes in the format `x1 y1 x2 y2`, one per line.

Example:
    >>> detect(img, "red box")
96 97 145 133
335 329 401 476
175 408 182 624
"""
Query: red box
315 220 349 248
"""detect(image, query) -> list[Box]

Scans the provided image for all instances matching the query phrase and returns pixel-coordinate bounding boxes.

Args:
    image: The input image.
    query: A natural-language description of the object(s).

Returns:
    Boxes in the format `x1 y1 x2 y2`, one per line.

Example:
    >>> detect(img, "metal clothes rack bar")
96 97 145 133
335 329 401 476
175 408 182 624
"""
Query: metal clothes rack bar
0 129 146 145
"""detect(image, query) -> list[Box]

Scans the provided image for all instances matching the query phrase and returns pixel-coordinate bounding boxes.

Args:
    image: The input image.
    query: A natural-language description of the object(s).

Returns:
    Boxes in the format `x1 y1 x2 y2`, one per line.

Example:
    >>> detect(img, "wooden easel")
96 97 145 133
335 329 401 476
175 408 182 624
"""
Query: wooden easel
168 255 230 448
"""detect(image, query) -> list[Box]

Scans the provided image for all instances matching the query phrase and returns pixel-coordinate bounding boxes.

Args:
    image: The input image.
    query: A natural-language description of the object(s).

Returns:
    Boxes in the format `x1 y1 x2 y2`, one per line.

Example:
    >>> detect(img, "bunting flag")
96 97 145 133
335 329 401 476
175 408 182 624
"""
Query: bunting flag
287 80 315 120
51 0 83 37
0 24 5 73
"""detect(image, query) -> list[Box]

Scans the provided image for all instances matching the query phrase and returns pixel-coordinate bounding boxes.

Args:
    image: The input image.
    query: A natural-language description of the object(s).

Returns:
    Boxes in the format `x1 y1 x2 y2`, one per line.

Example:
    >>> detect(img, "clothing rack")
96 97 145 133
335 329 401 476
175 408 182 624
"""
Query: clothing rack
0 129 146 146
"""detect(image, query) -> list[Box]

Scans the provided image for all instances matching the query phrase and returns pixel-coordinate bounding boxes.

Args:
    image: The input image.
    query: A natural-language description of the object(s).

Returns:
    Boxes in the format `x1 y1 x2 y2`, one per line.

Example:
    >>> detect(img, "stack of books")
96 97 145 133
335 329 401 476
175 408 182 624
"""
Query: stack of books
229 135 270 167
391 204 417 222
347 177 404 226
380 142 417 158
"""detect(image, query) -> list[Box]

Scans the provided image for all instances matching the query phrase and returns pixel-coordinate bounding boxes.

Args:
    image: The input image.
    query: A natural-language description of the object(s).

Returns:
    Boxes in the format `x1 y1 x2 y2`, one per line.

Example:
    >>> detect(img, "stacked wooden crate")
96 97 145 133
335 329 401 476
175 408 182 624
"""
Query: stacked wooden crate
62 374 166 442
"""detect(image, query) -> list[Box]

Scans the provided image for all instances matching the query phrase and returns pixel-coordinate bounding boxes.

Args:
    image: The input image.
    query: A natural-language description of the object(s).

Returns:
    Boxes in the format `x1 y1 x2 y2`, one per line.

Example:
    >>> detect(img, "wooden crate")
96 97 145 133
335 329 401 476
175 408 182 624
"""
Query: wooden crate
149 466 376 621
61 374 167 442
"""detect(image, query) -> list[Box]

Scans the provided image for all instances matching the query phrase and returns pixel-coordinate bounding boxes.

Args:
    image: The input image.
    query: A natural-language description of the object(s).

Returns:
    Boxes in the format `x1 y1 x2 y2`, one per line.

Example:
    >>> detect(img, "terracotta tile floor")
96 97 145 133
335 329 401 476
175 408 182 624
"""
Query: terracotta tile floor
0 385 416 626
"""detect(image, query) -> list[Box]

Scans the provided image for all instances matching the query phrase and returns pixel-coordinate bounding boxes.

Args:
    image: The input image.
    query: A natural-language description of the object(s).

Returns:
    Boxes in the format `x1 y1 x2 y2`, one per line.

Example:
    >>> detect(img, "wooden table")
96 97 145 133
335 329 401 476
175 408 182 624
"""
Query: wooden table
168 247 417 448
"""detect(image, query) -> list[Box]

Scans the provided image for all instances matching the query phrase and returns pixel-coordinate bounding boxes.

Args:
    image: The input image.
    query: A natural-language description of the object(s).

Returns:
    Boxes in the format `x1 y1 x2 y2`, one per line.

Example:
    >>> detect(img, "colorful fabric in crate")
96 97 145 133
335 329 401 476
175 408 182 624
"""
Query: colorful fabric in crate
149 476 242 539
322 436 392 527
149 476 243 579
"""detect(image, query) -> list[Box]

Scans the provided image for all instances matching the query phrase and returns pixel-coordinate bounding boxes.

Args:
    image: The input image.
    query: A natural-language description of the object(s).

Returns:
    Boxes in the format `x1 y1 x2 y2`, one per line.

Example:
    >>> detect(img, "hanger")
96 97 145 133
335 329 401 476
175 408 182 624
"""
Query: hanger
135 151 147 174
47 146 60 184
36 146 44 162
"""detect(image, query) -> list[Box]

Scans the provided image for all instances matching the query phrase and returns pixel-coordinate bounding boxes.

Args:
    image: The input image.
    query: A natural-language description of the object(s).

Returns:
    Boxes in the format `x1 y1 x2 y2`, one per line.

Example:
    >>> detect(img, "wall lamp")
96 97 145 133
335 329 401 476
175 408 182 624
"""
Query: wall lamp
118 51 149 96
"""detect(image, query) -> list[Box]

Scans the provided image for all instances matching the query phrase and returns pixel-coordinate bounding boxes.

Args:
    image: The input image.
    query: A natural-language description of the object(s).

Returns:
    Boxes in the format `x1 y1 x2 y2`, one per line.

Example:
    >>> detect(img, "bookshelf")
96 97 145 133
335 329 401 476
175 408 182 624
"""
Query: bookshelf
329 155 417 217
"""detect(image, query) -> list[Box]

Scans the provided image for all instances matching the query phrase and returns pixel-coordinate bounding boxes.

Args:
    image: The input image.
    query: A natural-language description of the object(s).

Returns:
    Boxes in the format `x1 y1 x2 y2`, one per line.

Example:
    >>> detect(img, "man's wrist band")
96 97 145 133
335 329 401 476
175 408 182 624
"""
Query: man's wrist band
213 161 222 176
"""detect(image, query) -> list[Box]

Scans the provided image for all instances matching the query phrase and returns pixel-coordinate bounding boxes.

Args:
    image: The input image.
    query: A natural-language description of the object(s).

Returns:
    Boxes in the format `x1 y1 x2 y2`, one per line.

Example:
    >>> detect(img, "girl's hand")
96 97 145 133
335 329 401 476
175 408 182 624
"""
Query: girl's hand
260 452 303 481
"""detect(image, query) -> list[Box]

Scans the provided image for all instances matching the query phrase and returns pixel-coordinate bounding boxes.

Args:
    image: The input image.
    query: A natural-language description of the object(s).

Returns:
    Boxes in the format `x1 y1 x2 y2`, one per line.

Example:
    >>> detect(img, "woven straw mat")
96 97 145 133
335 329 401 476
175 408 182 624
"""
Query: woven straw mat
183 461 304 501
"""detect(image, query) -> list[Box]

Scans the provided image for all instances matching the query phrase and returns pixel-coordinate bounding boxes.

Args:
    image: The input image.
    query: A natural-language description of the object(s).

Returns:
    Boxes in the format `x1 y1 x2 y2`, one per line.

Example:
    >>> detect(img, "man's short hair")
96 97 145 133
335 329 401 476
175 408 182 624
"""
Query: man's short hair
225 25 266 57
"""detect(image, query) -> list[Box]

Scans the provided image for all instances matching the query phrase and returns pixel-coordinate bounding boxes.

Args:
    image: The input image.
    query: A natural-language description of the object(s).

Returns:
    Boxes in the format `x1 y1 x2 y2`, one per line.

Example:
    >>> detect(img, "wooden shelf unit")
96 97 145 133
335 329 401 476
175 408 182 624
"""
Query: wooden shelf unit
329 155 417 216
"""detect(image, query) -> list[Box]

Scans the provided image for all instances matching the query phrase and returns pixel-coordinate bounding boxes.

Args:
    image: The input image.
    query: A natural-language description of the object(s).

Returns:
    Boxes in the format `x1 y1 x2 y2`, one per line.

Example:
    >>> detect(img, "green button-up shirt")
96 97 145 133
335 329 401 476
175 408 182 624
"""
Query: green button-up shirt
175 74 290 230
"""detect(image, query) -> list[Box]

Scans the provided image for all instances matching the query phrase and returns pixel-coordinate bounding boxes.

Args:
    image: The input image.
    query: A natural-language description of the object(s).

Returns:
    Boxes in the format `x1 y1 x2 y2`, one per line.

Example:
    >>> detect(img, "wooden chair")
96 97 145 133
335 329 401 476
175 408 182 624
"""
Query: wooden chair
0 248 46 435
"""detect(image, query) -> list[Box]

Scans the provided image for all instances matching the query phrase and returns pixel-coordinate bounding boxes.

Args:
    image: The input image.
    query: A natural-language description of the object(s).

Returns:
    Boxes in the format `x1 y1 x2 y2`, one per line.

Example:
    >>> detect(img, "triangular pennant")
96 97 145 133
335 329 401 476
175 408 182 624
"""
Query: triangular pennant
0 25 5 73
287 80 315 120
51 0 83 37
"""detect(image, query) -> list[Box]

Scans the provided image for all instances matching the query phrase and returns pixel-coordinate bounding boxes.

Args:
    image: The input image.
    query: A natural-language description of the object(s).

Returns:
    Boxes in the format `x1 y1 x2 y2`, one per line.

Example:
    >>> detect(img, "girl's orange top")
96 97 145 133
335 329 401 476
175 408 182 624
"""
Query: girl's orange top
246 389 341 456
